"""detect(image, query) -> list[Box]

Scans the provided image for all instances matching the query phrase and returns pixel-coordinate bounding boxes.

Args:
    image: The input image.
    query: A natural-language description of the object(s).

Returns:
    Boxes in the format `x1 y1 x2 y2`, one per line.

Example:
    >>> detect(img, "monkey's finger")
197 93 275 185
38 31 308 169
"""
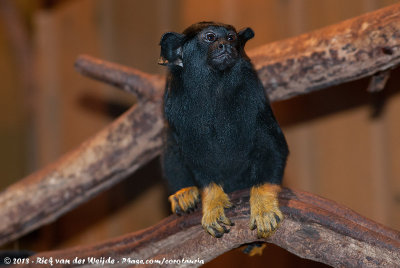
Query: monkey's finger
172 196 184 215
268 213 278 230
249 217 257 230
257 230 270 239
213 221 226 235
218 214 233 226
204 226 216 237
189 196 200 209
256 224 270 238
169 196 178 214
262 216 273 233
257 214 277 238
221 224 230 234
273 209 283 222
223 200 233 208
204 224 224 238
177 196 189 211
274 213 282 225
213 229 224 238
190 189 200 203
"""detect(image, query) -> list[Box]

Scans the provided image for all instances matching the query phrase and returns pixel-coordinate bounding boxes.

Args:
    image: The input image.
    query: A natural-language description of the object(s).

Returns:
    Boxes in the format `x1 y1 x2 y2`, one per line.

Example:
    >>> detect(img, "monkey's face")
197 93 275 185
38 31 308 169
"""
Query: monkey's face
200 27 239 71
159 22 254 72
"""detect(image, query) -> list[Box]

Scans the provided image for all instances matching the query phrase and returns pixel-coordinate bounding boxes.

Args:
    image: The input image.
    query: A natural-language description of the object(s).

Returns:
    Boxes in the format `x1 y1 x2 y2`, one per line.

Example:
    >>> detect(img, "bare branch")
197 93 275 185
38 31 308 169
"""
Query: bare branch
74 55 164 101
23 188 400 268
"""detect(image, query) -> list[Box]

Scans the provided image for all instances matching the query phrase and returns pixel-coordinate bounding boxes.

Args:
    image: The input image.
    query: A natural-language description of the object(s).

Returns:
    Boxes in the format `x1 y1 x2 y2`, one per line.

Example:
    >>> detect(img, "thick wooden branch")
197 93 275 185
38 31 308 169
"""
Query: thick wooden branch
1 2 400 249
74 55 164 101
23 188 400 268
249 4 400 100
0 101 164 246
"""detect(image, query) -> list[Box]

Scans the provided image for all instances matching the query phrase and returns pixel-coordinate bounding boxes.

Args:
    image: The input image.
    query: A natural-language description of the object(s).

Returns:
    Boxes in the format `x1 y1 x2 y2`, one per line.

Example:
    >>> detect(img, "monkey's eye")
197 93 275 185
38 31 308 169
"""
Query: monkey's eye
227 33 236 41
205 32 217 42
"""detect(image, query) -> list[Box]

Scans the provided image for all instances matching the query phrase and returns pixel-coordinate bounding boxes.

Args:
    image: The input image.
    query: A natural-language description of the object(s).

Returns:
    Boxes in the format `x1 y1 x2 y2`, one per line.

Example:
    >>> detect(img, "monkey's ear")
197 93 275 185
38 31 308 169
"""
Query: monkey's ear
159 32 185 67
238 27 254 47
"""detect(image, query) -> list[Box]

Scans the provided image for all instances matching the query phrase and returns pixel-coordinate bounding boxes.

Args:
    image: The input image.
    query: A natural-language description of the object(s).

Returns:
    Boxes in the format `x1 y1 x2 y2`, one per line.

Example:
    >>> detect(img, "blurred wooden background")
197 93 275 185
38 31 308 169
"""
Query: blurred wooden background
0 0 399 267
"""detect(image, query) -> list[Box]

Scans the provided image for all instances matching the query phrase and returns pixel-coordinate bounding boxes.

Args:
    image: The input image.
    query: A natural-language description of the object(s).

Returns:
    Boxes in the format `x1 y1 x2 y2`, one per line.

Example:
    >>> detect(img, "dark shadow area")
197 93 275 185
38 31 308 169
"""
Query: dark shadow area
205 243 330 268
40 0 75 10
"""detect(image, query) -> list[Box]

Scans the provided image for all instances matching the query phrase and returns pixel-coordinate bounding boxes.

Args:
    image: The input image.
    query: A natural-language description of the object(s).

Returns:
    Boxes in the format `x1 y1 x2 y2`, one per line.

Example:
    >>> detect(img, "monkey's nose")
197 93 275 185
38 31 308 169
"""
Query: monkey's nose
217 43 231 53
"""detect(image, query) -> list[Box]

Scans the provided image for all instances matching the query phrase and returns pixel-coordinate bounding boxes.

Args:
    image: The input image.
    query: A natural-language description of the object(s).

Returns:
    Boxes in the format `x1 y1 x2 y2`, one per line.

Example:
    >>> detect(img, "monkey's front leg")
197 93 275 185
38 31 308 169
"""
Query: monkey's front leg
201 183 233 238
249 183 283 238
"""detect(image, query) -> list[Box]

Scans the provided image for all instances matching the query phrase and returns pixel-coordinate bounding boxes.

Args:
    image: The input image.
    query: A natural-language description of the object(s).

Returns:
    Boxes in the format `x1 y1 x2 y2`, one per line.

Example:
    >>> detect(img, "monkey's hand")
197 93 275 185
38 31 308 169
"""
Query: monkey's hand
201 183 233 238
168 186 200 215
249 183 283 238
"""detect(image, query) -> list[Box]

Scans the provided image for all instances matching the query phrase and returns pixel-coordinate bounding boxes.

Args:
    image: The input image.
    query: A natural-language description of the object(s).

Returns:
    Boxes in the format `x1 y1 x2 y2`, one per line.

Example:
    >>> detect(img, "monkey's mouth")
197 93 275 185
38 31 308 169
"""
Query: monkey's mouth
210 52 236 71
214 52 232 60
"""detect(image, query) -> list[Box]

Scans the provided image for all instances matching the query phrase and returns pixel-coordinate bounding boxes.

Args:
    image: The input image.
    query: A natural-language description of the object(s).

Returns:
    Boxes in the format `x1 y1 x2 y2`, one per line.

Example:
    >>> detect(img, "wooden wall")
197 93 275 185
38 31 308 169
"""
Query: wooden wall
0 0 399 266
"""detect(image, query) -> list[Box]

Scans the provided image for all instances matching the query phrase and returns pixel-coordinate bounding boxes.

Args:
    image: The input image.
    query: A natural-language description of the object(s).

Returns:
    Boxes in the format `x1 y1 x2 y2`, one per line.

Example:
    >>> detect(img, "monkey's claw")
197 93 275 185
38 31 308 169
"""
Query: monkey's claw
168 186 200 214
201 204 233 238
201 183 233 238
249 183 283 238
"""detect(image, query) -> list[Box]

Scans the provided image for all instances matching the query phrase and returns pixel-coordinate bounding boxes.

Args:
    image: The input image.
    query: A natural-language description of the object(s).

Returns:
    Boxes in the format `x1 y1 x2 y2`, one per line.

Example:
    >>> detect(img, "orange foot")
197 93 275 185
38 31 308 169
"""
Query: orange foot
168 186 200 215
241 243 267 256
249 183 283 238
201 183 233 238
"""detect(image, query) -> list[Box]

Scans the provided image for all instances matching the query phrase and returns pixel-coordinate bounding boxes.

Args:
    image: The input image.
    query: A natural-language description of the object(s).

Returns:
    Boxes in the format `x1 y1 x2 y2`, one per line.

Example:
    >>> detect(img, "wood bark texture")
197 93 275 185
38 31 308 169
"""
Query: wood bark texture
22 188 400 268
1 2 400 266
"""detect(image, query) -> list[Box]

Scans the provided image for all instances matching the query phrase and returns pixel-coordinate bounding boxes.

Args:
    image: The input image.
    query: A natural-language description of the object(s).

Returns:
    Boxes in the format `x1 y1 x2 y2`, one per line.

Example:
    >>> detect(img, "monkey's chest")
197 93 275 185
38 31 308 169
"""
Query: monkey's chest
176 104 255 168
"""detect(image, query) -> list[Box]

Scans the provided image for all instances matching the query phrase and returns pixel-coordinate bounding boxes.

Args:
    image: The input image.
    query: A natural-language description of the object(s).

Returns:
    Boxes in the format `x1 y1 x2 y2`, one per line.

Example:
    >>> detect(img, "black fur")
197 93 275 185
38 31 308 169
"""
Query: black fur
159 22 288 194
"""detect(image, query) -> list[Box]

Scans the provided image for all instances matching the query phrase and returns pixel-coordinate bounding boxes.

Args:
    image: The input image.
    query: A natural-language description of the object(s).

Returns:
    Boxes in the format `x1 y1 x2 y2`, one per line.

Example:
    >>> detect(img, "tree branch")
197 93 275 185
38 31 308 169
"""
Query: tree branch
23 188 400 268
1 2 400 251
249 3 400 101
74 55 164 101
0 102 164 246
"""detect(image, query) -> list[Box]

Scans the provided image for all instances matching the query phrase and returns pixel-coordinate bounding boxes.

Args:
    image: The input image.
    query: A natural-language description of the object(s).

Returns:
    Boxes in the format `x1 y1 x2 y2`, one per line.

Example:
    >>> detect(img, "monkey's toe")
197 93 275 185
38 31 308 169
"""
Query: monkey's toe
168 186 200 214
249 208 283 238
201 204 232 238
249 183 283 238
201 183 233 238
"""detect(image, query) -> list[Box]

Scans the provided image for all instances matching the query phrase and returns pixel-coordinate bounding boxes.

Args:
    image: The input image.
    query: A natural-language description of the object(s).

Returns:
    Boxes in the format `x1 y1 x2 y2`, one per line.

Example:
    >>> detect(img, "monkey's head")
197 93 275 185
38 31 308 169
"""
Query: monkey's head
159 22 254 72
